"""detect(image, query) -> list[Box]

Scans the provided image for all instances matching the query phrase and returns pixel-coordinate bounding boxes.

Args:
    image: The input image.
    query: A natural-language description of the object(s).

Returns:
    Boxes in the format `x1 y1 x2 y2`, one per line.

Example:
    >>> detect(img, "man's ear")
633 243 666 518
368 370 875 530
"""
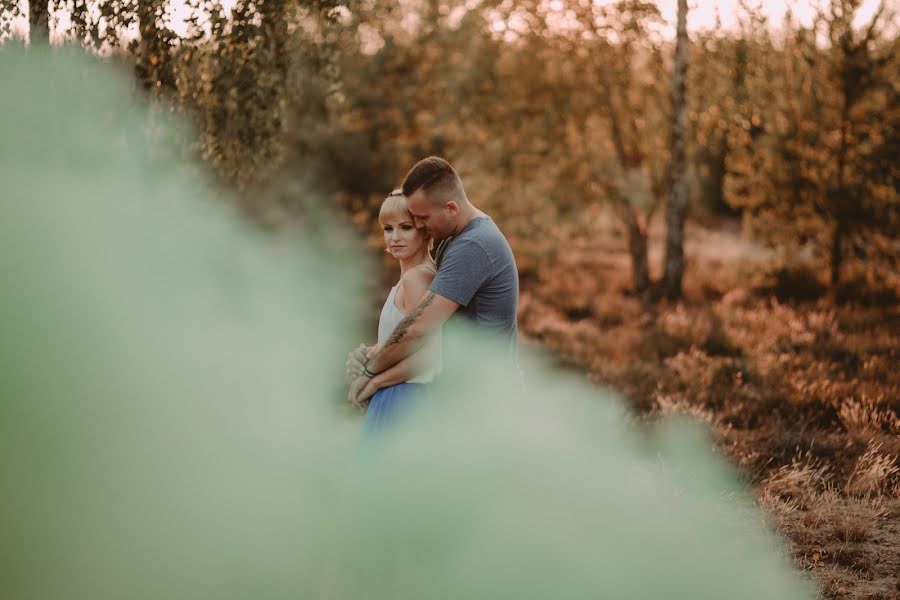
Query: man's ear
445 200 459 216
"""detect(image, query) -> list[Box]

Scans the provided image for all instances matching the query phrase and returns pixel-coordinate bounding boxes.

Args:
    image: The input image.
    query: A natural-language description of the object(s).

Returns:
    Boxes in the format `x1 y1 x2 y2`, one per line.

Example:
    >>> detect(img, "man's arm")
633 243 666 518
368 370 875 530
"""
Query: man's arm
349 348 434 406
364 290 458 375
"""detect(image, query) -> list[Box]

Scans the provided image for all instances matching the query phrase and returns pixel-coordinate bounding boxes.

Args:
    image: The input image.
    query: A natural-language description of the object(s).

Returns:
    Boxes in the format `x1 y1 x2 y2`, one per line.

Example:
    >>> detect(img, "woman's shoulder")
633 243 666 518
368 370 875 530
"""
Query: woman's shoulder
401 262 437 285
396 263 436 308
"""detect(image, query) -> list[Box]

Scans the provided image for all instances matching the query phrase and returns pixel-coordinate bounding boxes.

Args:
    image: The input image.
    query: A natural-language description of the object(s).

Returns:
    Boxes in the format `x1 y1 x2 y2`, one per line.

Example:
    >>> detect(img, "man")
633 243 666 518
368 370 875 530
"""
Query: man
348 156 519 405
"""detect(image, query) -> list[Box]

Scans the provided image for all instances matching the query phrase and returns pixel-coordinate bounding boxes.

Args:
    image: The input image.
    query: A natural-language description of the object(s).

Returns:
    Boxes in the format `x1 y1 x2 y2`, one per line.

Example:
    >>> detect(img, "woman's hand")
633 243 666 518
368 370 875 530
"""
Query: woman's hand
347 372 380 408
354 377 381 407
347 373 368 408
345 344 373 383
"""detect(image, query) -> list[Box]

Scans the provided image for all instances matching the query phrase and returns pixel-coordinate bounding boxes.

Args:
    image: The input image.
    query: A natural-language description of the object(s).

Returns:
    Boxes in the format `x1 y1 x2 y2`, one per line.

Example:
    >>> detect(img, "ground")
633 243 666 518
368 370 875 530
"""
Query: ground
514 210 900 600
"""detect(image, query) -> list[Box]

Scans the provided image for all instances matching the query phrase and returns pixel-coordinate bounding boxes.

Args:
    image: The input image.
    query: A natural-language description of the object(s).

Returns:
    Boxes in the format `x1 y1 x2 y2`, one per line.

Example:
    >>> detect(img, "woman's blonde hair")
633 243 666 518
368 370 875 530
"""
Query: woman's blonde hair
378 188 411 224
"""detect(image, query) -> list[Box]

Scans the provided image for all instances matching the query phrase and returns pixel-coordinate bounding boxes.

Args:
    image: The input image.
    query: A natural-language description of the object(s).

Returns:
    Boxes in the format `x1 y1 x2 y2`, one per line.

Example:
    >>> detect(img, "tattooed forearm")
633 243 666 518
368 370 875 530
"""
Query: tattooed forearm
365 291 442 376
386 291 436 348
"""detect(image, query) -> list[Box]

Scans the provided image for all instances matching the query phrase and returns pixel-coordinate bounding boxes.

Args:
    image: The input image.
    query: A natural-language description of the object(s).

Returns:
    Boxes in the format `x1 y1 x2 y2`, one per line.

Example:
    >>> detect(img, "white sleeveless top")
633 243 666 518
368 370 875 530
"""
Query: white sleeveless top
377 269 442 384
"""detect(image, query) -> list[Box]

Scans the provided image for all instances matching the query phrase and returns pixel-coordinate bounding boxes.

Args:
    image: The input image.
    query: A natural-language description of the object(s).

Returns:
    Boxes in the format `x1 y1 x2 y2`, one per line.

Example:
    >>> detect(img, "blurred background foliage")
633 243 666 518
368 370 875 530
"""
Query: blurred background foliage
3 0 896 291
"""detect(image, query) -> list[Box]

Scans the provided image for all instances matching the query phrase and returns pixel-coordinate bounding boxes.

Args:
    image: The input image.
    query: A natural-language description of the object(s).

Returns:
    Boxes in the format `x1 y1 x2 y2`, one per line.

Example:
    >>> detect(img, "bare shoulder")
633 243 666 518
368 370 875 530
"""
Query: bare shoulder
403 263 436 286
396 264 436 312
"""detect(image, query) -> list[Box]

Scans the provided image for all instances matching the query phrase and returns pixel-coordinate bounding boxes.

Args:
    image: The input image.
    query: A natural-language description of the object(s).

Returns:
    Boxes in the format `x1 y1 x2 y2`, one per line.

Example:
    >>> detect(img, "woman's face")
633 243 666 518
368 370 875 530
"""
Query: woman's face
381 213 428 260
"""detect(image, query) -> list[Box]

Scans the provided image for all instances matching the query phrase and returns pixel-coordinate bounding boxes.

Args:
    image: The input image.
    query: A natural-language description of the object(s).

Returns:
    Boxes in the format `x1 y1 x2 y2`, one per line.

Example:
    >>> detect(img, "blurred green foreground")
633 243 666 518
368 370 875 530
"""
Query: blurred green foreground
0 46 815 600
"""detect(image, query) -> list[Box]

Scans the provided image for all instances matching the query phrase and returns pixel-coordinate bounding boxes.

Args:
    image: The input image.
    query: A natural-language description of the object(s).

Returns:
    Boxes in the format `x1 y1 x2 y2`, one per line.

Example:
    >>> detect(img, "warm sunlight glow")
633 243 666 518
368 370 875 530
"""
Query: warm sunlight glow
655 0 886 32
9 0 891 43
553 0 888 36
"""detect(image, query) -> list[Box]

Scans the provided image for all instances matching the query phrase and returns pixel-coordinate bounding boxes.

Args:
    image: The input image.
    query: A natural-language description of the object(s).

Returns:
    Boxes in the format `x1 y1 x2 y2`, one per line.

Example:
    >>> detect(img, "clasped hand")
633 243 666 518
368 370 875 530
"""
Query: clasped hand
345 344 378 408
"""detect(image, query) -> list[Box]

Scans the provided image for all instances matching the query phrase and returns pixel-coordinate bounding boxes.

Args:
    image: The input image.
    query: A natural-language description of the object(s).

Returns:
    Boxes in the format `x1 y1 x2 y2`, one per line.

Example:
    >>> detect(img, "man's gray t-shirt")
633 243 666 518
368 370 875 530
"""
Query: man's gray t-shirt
430 216 519 354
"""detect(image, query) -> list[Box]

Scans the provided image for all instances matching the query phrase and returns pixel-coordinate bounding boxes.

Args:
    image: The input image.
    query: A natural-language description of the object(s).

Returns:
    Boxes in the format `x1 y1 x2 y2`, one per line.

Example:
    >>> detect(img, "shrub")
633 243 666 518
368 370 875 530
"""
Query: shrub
702 316 743 357
643 325 693 360
835 273 899 307
768 264 827 303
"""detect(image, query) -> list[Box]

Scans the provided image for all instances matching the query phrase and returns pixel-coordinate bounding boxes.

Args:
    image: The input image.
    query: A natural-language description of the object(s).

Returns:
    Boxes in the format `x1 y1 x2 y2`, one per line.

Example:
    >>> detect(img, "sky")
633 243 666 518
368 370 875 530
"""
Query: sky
655 0 887 32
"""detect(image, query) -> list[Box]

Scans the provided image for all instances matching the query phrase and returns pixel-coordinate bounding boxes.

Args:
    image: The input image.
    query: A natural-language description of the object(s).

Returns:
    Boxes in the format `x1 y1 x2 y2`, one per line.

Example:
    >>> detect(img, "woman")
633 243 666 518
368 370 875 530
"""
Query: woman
346 189 441 429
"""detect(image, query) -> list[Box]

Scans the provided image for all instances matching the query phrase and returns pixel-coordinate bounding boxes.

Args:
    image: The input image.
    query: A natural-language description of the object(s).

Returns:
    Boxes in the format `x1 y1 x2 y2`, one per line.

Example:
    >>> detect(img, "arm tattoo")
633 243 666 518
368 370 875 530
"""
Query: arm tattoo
386 291 436 348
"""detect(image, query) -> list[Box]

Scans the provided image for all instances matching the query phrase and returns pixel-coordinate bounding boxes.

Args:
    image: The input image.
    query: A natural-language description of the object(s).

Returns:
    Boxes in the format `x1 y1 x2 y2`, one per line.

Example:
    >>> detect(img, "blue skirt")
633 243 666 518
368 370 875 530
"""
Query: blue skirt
363 382 431 432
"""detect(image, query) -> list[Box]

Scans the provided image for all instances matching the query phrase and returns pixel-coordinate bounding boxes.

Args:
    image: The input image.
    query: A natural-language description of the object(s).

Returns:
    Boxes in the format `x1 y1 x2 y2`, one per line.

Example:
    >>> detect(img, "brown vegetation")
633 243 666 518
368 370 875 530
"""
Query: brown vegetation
516 211 900 599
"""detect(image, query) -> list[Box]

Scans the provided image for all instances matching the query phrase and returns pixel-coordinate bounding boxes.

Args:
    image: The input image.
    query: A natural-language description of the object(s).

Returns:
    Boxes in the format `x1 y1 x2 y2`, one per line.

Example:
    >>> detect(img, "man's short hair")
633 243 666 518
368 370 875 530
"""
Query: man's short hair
401 156 466 204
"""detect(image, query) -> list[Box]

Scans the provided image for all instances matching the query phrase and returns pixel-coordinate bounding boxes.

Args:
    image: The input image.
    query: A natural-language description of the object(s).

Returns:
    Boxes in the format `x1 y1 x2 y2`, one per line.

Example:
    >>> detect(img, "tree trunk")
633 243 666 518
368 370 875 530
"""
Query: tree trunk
29 1 49 46
600 73 652 298
613 198 651 297
627 218 651 297
661 0 689 300
830 223 843 287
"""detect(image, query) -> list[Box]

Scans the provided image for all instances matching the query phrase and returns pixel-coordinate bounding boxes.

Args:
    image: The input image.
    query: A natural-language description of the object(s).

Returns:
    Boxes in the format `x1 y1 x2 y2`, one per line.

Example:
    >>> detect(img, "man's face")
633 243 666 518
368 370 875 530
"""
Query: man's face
406 189 454 242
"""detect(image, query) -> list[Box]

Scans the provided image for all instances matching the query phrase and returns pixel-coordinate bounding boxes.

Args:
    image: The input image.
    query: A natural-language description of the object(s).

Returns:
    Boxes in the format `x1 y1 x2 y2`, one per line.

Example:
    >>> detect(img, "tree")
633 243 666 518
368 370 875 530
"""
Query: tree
661 0 689 299
132 0 177 91
819 0 898 285
583 1 673 300
29 0 48 45
166 0 346 200
726 0 899 287
686 19 746 217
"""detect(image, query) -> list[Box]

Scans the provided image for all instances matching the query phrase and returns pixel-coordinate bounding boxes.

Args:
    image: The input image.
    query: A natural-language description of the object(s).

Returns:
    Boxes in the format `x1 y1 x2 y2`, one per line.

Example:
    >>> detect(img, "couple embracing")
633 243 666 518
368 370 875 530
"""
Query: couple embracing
345 156 520 429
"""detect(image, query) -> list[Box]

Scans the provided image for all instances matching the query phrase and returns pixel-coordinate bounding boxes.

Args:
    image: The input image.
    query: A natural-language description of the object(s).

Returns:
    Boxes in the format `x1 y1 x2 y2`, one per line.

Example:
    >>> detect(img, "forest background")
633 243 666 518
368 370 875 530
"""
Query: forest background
2 1 898 597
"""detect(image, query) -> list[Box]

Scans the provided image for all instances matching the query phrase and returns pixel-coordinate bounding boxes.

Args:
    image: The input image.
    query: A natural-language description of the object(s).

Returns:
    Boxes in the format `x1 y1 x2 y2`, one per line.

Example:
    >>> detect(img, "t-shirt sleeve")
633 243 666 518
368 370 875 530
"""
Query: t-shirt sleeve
430 239 493 307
